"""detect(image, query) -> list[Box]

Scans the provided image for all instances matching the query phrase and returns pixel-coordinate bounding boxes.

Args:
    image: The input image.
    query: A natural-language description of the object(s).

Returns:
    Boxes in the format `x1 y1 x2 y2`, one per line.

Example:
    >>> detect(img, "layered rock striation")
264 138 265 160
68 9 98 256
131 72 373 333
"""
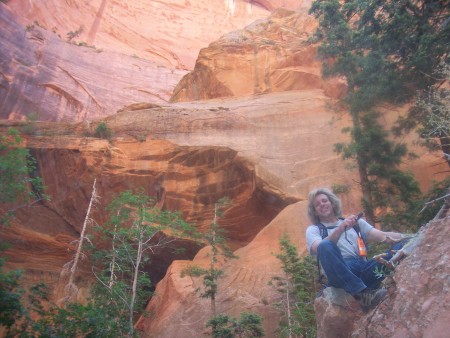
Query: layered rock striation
0 2 187 122
170 8 346 102
1 0 449 337
5 0 274 69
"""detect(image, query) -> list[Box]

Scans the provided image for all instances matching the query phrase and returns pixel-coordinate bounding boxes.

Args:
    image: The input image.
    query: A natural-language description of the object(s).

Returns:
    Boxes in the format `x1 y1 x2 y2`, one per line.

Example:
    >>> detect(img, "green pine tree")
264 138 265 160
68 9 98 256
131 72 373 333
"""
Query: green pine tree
394 61 450 167
181 197 263 337
309 0 449 227
206 312 264 338
181 197 236 317
271 235 317 338
0 127 45 224
0 252 24 333
92 190 198 337
0 127 47 335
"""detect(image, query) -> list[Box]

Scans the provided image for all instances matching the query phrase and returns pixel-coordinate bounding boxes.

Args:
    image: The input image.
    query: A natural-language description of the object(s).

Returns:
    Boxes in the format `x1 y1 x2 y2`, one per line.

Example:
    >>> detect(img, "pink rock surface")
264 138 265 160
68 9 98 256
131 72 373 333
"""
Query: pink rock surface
1 1 448 337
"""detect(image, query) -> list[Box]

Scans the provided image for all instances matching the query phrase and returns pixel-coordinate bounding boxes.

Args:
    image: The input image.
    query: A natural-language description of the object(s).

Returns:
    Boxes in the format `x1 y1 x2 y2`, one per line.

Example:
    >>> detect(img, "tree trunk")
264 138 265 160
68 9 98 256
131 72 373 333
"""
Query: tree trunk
352 112 376 225
211 203 218 316
129 231 142 338
66 178 96 303
356 155 376 225
285 275 292 338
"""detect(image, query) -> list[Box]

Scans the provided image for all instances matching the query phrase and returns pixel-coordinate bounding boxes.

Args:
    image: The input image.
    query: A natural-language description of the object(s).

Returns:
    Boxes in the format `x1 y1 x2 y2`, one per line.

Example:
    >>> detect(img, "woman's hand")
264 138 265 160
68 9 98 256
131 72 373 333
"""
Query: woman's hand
340 214 358 230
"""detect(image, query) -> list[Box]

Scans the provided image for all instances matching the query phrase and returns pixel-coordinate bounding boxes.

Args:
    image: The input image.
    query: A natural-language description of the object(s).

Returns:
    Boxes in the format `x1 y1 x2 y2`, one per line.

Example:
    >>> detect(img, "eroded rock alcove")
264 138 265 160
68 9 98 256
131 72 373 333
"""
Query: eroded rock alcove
2 127 294 301
1 0 449 337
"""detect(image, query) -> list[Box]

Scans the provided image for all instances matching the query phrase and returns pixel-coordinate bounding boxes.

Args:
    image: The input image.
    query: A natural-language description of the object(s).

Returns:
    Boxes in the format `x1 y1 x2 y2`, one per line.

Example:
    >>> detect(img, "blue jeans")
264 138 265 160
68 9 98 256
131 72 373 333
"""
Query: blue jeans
317 240 399 295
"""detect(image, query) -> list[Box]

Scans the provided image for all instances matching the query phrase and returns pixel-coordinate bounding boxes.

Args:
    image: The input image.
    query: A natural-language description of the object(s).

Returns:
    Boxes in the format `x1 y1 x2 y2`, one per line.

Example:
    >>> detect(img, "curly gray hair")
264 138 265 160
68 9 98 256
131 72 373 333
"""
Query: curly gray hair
307 187 342 224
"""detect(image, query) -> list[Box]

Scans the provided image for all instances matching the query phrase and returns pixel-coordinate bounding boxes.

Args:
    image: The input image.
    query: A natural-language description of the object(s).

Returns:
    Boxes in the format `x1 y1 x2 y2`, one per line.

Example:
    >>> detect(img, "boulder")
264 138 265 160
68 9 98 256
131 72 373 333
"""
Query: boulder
314 216 450 338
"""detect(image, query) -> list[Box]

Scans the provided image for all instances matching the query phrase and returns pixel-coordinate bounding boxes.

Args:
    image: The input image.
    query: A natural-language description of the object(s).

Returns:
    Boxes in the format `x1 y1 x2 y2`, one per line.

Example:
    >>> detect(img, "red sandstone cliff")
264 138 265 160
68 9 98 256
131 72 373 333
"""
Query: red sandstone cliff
170 8 346 102
1 0 449 337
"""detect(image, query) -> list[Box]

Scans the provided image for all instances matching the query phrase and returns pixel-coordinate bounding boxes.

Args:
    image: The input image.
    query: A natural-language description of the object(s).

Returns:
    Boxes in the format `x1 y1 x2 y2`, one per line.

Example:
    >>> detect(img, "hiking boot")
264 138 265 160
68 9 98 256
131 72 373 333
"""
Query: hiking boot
354 288 387 311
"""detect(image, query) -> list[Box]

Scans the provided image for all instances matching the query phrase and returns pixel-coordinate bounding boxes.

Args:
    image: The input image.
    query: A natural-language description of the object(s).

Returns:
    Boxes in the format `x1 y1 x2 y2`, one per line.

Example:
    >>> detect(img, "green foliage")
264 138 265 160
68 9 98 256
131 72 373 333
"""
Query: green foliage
134 132 148 142
94 122 113 140
180 264 206 278
0 255 24 331
87 277 146 337
0 128 45 223
373 265 391 280
181 197 236 316
416 83 449 141
205 197 237 261
310 0 449 107
0 279 55 337
2 189 196 337
308 0 449 226
331 183 351 195
206 312 264 338
91 189 197 336
0 127 50 334
379 176 450 232
19 113 40 135
2 280 122 338
271 235 317 337
67 25 84 42
200 269 224 301
394 61 450 165
417 177 450 225
29 302 100 337
32 20 46 30
335 110 421 228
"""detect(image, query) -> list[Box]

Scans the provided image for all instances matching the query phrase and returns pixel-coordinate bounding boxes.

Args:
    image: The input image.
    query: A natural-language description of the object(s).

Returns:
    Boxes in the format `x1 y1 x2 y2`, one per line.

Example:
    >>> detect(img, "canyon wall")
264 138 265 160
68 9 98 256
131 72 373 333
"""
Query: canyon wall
5 0 275 69
0 2 187 122
1 0 449 337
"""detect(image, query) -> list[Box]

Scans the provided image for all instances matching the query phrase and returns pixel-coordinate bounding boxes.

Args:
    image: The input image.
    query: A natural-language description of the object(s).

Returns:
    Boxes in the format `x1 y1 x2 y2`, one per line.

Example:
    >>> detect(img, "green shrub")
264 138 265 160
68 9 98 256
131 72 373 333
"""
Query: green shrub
206 312 264 338
271 235 317 337
94 122 113 140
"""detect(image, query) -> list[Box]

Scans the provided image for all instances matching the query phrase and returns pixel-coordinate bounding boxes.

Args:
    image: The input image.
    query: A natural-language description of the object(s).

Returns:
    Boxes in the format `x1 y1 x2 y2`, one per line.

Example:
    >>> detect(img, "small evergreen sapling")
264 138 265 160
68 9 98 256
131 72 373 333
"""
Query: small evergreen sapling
271 235 317 338
206 312 264 338
92 190 197 337
0 127 46 224
181 197 236 316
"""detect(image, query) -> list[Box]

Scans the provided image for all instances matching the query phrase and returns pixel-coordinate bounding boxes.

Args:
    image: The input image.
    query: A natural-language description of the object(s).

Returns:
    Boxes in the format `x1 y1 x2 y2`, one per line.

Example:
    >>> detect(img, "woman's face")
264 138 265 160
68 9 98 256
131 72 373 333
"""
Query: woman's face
313 193 335 221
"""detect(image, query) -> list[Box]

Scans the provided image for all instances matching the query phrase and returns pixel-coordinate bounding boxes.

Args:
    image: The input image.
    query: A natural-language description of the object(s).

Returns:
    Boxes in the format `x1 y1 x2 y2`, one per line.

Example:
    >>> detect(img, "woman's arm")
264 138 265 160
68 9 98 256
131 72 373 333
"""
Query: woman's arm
367 228 405 244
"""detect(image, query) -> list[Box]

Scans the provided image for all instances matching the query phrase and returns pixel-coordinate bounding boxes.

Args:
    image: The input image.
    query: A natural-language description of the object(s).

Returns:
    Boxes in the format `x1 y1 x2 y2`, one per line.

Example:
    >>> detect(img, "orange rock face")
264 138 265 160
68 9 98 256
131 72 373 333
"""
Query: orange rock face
5 0 274 69
170 9 346 102
0 0 280 122
0 3 187 122
1 0 448 337
3 90 445 336
136 201 311 337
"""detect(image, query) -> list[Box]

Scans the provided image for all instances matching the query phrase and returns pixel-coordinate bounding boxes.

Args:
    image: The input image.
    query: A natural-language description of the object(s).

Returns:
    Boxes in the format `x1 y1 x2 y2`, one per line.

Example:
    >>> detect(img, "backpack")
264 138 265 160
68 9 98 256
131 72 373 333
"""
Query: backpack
316 221 365 241
315 219 367 286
